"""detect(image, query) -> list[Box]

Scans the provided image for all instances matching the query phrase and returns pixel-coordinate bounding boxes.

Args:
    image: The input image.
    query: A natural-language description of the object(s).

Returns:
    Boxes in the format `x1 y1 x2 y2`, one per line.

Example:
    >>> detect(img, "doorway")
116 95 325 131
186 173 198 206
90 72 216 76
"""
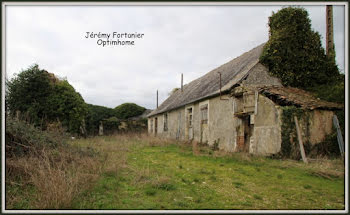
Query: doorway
243 115 252 153
236 115 252 153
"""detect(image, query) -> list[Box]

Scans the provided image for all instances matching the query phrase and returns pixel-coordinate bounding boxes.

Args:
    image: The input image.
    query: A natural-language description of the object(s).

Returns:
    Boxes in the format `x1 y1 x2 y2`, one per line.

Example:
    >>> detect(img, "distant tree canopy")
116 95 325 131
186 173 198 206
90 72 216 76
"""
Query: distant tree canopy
260 7 341 91
85 104 117 135
6 64 87 134
114 103 146 119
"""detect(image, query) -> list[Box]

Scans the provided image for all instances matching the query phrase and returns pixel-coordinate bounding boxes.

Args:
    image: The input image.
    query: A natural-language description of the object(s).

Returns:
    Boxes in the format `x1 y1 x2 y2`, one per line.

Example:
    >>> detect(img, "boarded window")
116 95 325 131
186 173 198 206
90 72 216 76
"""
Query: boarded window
233 96 243 114
200 104 208 124
164 113 168 131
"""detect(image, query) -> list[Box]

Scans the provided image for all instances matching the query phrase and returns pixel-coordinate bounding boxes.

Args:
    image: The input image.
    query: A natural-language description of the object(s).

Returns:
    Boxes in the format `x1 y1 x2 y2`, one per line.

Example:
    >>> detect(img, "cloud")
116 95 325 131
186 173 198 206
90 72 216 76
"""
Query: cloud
6 5 345 109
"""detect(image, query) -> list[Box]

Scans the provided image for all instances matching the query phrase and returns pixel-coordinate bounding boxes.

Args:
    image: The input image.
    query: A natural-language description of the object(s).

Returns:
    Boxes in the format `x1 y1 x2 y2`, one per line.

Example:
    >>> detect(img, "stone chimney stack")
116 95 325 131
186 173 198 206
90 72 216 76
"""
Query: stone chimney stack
326 5 334 56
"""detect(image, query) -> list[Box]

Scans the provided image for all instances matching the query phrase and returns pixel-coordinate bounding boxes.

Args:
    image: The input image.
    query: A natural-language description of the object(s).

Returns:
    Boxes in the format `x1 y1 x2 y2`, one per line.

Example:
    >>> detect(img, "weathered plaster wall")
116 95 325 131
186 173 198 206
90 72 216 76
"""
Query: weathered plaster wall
308 110 334 145
252 94 282 155
293 109 334 146
147 118 153 133
148 107 187 140
148 96 236 151
149 93 283 155
207 96 236 152
148 92 336 157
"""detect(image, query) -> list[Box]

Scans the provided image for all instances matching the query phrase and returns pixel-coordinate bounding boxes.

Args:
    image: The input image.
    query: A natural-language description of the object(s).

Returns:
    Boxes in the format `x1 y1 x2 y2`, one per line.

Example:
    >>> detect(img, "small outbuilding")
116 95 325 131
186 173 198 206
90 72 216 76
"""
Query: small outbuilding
147 43 342 156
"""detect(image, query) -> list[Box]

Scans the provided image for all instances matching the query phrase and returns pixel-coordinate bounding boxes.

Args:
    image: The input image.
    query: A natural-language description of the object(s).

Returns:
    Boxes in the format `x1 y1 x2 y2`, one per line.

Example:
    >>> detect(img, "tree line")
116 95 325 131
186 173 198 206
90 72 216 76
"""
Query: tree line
5 64 147 136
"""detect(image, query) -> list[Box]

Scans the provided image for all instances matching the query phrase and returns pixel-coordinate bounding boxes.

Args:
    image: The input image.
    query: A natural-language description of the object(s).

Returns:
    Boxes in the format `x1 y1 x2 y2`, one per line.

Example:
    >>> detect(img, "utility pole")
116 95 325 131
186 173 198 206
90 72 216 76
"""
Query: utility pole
181 73 183 92
156 90 158 108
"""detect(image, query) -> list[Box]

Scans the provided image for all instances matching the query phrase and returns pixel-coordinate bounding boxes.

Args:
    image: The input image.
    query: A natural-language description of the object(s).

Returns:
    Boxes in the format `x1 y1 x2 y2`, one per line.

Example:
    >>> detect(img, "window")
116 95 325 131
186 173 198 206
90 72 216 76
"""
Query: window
164 113 168 131
200 104 208 124
187 108 193 127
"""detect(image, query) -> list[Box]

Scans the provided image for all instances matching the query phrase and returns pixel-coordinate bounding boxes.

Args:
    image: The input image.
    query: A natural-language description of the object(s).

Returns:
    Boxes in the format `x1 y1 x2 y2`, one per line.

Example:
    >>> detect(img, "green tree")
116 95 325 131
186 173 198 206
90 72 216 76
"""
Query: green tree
6 64 87 134
114 103 146 119
6 64 54 125
47 80 87 133
260 7 345 142
260 7 341 90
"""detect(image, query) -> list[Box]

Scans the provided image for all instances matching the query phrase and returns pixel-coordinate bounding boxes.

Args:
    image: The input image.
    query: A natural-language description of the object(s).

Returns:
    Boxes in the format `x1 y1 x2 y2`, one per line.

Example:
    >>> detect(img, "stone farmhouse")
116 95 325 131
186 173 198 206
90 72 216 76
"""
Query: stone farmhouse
147 43 342 155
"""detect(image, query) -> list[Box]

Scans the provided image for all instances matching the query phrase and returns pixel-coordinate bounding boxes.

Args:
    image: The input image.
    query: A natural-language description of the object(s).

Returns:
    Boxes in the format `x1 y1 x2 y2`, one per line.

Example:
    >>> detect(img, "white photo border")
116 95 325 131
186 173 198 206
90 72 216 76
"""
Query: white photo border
1 1 348 214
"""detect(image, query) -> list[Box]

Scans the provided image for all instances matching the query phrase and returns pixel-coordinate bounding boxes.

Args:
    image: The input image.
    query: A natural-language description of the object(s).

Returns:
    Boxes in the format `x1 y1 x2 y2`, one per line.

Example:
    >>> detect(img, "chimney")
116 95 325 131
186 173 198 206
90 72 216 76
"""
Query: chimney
326 5 334 56
181 73 183 92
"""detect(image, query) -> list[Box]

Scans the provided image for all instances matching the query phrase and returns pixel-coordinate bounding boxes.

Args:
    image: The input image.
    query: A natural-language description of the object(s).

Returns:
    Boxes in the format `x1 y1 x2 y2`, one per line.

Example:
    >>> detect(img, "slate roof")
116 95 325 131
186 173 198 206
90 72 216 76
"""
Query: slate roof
148 43 265 117
148 43 343 117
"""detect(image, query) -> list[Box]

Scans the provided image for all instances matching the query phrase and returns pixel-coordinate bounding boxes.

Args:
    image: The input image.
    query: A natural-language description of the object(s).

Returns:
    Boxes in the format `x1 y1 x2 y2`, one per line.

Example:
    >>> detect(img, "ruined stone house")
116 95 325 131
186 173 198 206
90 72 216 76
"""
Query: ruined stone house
147 43 342 155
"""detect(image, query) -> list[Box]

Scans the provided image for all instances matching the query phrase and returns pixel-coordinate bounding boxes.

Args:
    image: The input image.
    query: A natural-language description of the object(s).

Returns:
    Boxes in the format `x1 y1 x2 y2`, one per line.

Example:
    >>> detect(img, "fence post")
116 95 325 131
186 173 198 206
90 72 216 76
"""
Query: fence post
294 116 308 163
333 115 344 157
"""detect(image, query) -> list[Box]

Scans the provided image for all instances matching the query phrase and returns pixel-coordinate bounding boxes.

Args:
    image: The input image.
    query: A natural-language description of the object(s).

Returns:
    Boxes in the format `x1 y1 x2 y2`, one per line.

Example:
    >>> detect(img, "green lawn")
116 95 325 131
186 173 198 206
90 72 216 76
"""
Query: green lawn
72 136 345 210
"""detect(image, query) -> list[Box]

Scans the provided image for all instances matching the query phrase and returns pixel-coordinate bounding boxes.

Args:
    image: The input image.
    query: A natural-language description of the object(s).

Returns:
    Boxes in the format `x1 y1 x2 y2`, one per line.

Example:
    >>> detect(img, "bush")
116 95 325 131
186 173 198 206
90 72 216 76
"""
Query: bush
114 103 146 120
6 64 87 134
85 104 117 135
6 64 54 126
5 117 67 157
102 117 121 135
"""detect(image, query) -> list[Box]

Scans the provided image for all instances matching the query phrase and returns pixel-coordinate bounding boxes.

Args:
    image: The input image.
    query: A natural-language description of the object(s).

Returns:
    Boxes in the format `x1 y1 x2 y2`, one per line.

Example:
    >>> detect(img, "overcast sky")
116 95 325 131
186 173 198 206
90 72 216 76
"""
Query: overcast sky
6 4 345 109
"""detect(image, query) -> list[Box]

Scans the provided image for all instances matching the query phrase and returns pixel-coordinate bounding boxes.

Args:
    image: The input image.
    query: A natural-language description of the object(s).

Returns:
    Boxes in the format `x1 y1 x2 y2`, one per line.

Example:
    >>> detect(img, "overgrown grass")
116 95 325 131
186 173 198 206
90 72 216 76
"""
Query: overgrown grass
71 134 344 210
6 142 104 209
6 132 345 209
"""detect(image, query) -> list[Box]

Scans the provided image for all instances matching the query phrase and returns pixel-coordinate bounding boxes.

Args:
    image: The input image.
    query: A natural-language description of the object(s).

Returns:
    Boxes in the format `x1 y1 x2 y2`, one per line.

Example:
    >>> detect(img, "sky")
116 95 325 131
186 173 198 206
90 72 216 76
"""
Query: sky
5 4 346 109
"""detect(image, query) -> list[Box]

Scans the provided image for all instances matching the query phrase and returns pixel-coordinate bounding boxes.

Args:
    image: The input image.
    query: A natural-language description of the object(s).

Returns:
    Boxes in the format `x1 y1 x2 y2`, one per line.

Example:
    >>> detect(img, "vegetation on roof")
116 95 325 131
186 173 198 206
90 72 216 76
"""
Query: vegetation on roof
260 7 341 90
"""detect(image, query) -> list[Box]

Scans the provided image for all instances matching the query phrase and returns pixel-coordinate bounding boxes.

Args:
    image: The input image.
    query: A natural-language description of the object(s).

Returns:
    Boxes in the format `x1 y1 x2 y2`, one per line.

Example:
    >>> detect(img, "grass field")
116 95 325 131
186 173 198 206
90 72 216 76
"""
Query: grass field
6 134 345 210
71 135 344 210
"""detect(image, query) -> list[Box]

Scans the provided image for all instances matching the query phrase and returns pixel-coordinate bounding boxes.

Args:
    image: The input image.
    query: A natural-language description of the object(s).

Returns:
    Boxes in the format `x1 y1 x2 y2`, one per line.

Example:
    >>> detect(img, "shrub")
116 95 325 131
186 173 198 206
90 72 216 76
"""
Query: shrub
85 104 117 135
6 142 103 209
114 103 146 120
102 117 121 135
6 64 87 134
5 117 67 157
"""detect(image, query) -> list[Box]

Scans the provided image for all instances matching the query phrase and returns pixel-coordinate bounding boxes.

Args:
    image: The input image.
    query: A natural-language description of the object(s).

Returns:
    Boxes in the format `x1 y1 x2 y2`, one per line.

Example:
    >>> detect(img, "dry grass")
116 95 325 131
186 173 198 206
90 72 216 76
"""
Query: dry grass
6 145 104 209
6 132 345 209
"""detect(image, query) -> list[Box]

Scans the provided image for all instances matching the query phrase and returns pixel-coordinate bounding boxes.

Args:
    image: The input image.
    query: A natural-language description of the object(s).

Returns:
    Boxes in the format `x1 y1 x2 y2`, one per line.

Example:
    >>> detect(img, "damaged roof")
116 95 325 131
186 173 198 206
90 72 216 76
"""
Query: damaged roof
259 86 343 110
148 43 265 117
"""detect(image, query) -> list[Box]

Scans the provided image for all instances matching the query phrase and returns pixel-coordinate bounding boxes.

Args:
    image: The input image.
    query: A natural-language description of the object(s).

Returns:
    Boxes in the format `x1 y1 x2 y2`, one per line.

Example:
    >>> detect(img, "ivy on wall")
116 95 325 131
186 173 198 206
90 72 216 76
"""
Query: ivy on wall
279 106 340 159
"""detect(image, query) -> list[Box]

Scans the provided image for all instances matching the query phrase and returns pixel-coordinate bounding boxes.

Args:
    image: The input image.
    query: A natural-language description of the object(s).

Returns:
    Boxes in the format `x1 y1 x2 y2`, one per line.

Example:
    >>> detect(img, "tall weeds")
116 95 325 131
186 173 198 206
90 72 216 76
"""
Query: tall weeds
5 117 105 209
6 144 104 209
